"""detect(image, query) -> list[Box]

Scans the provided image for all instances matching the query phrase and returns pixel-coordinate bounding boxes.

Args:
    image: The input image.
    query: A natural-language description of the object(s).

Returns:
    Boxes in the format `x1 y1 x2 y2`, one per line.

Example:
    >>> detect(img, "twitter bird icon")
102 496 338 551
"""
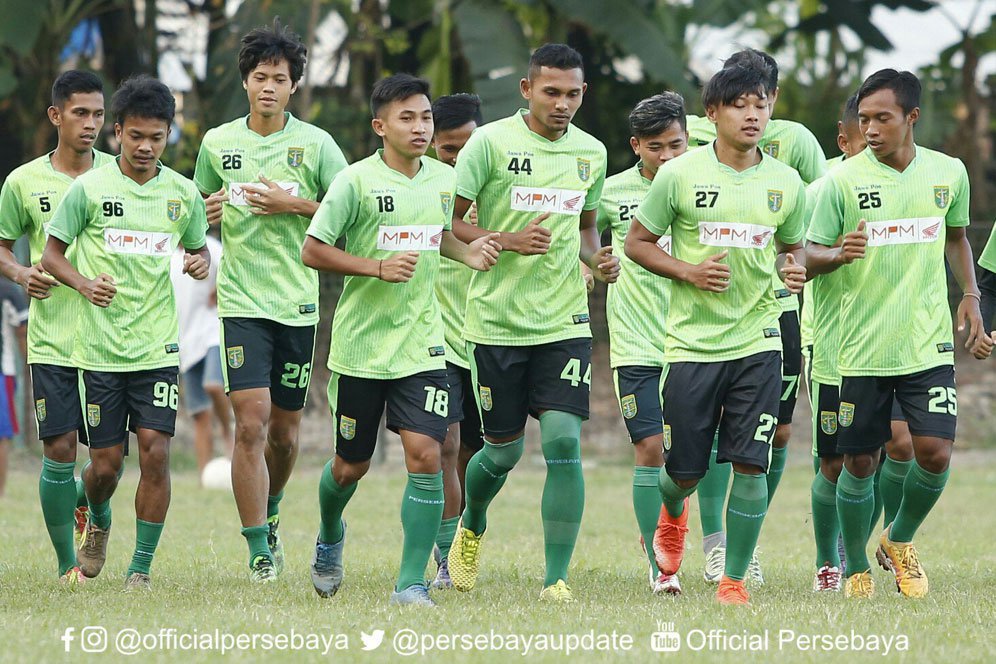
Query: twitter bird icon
360 629 385 651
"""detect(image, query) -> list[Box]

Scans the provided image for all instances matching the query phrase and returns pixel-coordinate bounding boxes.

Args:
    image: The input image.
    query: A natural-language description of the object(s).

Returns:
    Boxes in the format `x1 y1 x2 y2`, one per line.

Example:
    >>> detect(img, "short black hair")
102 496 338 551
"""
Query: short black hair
238 19 307 84
724 48 778 91
52 70 103 107
528 43 584 79
432 93 483 132
841 93 860 128
701 52 770 109
110 75 175 126
370 73 431 118
629 92 686 138
857 69 921 116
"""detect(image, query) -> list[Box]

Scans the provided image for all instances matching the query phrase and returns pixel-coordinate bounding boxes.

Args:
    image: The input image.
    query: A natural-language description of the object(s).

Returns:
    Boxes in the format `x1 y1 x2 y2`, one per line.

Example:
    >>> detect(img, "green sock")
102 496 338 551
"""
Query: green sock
241 525 271 566
811 470 841 567
397 472 445 591
724 472 768 581
632 466 662 571
435 515 459 561
766 446 788 506
879 456 913 526
89 496 112 530
267 489 284 520
462 436 523 535
889 462 949 543
696 434 729 536
658 469 696 518
39 458 79 575
75 477 87 508
812 455 821 474
318 460 356 545
127 519 164 576
869 462 884 533
836 467 875 575
540 411 584 586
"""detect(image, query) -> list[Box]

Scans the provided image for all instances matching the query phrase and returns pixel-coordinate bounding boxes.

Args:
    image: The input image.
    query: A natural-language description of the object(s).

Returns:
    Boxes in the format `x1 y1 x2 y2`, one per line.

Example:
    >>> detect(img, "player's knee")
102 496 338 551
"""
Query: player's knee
819 456 844 482
405 443 441 474
332 457 369 485
773 424 791 448
484 438 524 471
844 452 878 478
915 440 952 474
633 436 664 467
90 455 123 485
42 434 76 463
886 424 914 461
234 418 266 447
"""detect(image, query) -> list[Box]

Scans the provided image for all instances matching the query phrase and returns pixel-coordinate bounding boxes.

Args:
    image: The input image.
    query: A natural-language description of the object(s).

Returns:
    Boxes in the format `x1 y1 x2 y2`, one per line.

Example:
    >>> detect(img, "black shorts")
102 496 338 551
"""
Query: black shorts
778 310 802 424
327 370 449 463
468 338 591 439
445 363 484 451
613 365 664 443
662 351 781 479
810 381 841 458
837 365 956 454
220 317 316 411
31 364 87 443
80 368 179 447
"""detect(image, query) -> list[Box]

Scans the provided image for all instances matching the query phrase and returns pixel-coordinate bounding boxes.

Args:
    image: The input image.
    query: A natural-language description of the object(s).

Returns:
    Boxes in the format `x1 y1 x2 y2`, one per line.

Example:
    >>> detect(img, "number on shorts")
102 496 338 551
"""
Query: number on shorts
153 381 179 410
280 362 311 389
753 413 777 444
927 386 957 416
422 386 449 417
559 358 592 388
781 375 799 401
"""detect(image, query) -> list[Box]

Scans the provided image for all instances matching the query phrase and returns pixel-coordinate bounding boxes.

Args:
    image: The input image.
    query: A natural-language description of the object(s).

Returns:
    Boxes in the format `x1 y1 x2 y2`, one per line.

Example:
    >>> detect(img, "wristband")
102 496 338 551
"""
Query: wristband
963 292 981 301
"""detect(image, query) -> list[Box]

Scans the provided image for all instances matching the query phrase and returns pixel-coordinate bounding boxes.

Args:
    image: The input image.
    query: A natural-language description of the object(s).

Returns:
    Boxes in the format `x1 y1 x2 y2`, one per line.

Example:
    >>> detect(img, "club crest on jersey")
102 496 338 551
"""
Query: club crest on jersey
87 404 100 428
838 402 855 428
934 186 950 209
577 158 591 182
440 191 453 216
166 199 181 222
763 141 780 158
767 189 783 213
820 410 838 435
479 386 493 412
339 416 356 441
621 394 638 420
287 147 305 168
35 399 47 423
227 345 245 369
663 425 672 451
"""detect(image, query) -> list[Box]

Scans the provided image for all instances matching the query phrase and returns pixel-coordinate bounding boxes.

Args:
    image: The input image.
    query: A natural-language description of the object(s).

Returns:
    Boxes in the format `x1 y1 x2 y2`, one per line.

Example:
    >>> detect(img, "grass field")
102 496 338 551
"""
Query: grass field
1 451 994 663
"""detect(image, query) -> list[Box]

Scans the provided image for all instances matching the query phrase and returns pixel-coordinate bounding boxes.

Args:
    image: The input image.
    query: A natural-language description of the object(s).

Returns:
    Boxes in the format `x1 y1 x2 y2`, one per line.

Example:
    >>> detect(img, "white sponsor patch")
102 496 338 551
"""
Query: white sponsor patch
228 181 300 206
865 218 943 246
510 186 586 214
698 222 774 249
377 225 443 251
104 229 172 256
656 234 672 254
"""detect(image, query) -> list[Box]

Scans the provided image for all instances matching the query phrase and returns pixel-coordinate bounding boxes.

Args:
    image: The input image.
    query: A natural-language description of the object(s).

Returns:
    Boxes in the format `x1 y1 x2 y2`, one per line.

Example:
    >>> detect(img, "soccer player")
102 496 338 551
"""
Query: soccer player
596 92 688 595
444 44 618 603
625 51 807 605
302 73 499 606
428 92 485 589
193 21 348 581
0 277 27 498
807 69 991 599
42 75 209 590
978 227 996 331
0 70 112 585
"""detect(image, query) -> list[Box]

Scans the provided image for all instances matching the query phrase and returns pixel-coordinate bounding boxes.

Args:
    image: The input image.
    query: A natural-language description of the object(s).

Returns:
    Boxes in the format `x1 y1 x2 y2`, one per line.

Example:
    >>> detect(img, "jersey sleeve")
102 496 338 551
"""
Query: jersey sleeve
193 136 222 196
595 198 611 234
776 178 807 244
454 130 491 201
0 179 27 241
306 171 360 246
316 133 349 193
181 193 209 251
945 161 971 228
794 127 828 184
46 180 89 245
806 175 845 246
582 145 607 211
442 170 456 231
634 166 677 237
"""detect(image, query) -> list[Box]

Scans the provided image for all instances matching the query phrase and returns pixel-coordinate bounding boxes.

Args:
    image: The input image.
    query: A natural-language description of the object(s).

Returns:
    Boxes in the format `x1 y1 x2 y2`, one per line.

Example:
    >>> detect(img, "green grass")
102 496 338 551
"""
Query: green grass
1 454 994 663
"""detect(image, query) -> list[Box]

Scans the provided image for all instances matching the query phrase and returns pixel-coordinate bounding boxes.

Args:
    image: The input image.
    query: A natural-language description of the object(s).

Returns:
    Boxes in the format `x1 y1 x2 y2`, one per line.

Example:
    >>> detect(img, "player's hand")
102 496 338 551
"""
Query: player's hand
81 273 116 308
779 253 806 294
686 251 731 292
466 202 479 226
838 219 868 264
17 263 59 300
957 294 988 357
379 252 419 283
591 246 620 283
970 330 995 360
507 212 551 255
464 233 501 272
580 261 595 293
183 253 210 280
247 176 296 215
205 187 226 225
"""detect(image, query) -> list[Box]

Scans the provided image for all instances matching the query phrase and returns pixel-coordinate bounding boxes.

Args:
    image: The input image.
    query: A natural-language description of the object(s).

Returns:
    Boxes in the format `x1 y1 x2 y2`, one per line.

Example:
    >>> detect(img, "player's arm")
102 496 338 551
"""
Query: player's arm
946 225 991 358
0 239 59 300
625 219 730 292
774 182 807 293
979 267 996 336
439 230 500 272
805 176 864 276
193 139 226 225
450 195 551 255
179 195 211 280
579 208 618 283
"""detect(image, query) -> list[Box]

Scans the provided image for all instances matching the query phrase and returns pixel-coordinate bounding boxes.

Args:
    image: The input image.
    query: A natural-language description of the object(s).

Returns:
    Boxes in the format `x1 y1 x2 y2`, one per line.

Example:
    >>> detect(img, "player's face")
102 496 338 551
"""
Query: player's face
431 121 476 167
115 116 170 175
858 88 917 161
708 92 770 151
374 94 433 160
630 123 688 178
244 59 297 118
520 67 586 136
837 121 867 159
49 92 105 154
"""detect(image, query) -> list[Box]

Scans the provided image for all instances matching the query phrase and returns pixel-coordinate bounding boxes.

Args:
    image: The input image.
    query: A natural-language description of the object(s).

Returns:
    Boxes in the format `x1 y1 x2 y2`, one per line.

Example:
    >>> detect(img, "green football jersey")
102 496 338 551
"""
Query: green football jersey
978 220 996 273
597 163 669 368
0 150 114 366
194 113 348 326
307 151 455 380
802 177 844 386
455 110 607 346
434 206 473 369
799 286 814 349
47 159 208 372
807 146 970 376
636 145 806 363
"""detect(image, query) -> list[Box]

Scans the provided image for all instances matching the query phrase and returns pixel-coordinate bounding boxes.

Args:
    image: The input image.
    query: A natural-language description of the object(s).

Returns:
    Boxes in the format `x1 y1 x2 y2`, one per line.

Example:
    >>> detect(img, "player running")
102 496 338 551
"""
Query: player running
193 20 348 581
625 52 807 605
0 71 112 587
302 74 499 607
42 75 209 590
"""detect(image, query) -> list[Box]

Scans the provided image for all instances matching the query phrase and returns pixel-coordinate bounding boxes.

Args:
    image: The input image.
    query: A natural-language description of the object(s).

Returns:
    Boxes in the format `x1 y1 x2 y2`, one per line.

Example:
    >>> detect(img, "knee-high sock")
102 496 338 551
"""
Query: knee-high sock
633 466 662 572
318 459 357 545
836 467 875 576
696 433 729 541
811 470 841 567
39 458 78 574
889 462 949 543
435 516 459 561
127 519 164 576
725 472 768 581
461 437 524 535
397 472 444 591
766 446 788 506
869 462 884 533
879 456 912 527
539 411 584 586
659 470 696 518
